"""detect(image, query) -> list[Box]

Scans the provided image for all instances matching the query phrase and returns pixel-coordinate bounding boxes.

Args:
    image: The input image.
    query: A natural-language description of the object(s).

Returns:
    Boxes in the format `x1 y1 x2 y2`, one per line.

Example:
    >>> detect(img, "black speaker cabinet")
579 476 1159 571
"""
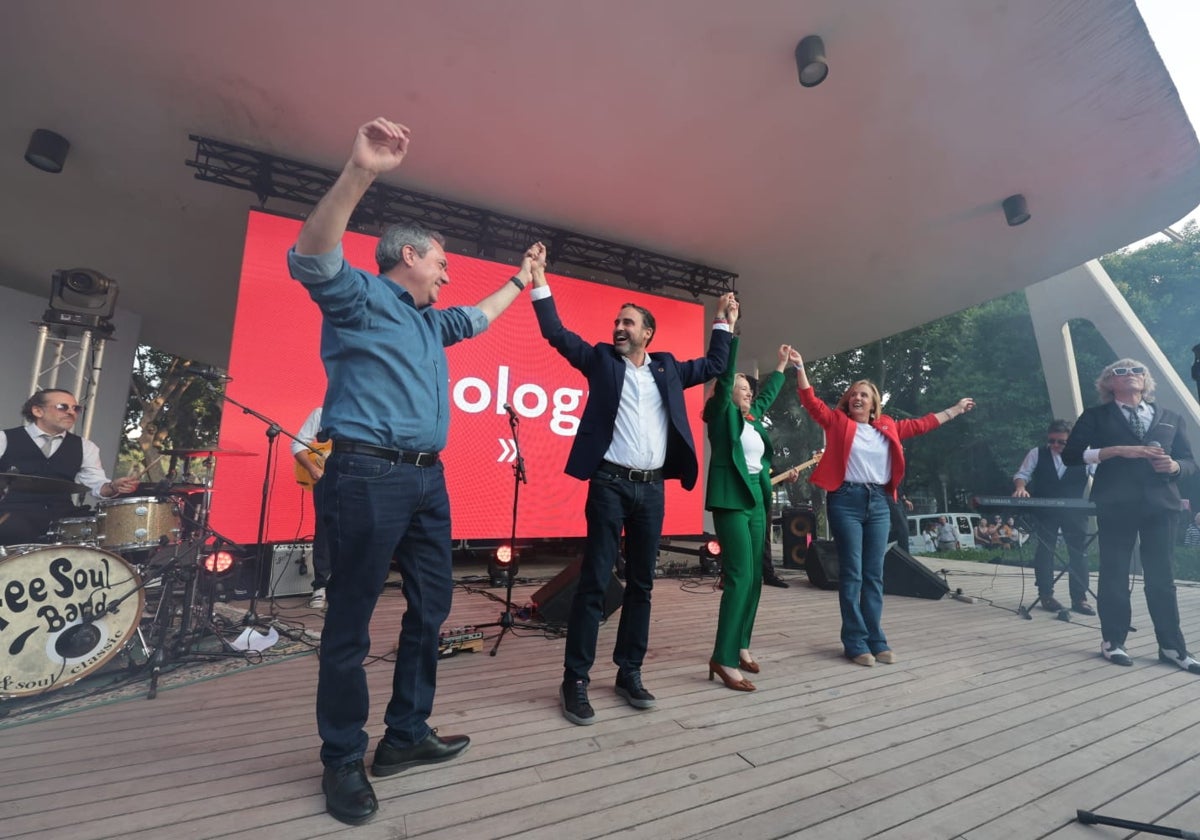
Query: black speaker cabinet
805 539 840 590
884 545 949 600
782 506 818 569
532 560 624 624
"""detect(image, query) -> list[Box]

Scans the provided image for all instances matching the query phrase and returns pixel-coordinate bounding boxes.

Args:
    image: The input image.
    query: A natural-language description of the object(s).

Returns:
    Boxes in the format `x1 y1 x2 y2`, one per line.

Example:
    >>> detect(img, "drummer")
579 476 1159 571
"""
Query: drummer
0 389 138 545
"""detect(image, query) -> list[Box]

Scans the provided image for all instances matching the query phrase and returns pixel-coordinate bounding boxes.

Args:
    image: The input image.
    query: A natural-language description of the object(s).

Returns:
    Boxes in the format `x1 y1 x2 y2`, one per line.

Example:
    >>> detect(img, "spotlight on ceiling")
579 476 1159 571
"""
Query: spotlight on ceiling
1002 194 1031 227
25 129 70 174
794 36 829 88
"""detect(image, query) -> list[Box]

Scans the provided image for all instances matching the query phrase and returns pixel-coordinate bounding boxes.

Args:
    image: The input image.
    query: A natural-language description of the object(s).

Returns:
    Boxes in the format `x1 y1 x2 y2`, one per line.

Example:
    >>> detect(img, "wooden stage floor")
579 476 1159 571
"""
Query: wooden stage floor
3 556 1200 839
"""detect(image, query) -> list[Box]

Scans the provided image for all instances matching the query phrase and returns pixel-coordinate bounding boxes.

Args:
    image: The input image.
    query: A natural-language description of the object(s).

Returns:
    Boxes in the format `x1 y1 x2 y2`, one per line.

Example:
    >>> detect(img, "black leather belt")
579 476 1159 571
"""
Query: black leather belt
332 440 439 466
599 460 664 483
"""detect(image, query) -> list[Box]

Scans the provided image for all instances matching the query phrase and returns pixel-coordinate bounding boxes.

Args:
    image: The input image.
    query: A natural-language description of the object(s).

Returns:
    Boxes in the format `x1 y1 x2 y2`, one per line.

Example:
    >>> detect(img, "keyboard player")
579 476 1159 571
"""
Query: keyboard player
1012 420 1095 616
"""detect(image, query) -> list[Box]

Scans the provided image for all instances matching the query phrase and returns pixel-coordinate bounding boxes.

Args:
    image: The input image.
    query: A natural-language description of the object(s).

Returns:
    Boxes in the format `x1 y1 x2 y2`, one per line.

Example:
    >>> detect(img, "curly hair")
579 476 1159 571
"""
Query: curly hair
1095 358 1156 404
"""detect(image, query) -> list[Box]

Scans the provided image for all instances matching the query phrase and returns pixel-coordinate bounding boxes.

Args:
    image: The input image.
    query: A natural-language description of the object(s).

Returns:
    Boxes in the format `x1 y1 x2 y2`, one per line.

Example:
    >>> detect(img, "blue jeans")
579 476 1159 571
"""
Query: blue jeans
315 452 453 768
827 482 891 658
563 470 665 684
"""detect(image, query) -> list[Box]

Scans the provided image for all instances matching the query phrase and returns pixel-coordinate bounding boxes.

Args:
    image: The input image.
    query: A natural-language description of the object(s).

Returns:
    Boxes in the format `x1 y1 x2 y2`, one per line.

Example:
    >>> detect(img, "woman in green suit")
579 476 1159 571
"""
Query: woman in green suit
704 337 799 691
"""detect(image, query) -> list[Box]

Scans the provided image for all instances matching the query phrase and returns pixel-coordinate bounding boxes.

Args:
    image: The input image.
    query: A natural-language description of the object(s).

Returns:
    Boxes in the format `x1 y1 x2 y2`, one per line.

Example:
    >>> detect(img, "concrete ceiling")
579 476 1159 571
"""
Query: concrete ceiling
2 0 1199 372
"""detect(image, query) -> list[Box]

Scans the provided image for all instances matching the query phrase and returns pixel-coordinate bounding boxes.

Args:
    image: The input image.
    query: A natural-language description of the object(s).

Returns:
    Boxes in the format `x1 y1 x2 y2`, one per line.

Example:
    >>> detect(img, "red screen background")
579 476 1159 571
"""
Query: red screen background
207 210 707 544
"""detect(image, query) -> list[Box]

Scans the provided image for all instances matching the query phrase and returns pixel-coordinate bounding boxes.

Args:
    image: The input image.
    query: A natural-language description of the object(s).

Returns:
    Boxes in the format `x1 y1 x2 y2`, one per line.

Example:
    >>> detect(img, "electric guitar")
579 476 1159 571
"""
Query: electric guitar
294 440 332 489
770 450 823 486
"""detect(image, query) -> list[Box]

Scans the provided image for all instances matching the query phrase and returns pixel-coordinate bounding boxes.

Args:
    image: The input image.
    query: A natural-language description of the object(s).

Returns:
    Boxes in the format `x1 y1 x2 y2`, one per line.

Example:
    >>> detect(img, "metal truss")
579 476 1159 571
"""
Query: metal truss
187 135 737 299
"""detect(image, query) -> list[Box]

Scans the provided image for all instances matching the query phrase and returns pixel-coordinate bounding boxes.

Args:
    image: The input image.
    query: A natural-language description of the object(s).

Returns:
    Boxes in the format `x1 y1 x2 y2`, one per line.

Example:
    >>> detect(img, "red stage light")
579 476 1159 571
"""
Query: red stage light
202 550 235 575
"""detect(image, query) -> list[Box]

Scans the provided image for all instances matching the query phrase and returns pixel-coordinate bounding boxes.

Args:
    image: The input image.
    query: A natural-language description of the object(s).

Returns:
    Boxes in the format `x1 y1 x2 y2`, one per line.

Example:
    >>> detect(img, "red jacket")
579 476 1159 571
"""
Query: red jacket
798 386 940 500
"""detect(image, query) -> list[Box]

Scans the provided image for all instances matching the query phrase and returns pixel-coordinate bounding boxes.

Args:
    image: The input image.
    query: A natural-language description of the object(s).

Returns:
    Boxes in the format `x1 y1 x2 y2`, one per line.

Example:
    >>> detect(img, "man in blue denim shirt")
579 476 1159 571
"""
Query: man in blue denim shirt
288 117 542 825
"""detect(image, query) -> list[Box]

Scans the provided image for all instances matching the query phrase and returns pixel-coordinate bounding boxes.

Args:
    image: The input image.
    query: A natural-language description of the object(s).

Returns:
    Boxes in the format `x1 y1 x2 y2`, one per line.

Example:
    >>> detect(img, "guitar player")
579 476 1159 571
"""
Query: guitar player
292 406 332 610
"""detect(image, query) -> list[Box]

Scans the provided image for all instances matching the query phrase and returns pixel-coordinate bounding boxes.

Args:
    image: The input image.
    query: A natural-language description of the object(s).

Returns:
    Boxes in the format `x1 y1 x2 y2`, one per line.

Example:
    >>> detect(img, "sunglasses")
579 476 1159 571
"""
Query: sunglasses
1046 437 1068 445
49 403 83 413
1111 366 1146 376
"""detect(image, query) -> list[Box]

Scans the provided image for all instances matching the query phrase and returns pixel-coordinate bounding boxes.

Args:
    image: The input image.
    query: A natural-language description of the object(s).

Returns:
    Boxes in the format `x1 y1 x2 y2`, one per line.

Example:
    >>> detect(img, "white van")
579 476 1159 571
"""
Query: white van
907 512 983 552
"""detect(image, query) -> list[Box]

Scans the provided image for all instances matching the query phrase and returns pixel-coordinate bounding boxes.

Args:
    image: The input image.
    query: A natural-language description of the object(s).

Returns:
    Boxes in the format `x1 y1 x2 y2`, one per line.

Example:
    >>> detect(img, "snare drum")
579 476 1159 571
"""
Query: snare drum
97 496 181 551
48 516 99 545
0 544 144 698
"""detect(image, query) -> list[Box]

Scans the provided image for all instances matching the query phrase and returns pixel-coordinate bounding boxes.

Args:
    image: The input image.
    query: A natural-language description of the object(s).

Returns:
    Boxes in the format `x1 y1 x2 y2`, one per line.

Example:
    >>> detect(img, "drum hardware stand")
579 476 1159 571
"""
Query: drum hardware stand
474 407 546 656
206 389 316 628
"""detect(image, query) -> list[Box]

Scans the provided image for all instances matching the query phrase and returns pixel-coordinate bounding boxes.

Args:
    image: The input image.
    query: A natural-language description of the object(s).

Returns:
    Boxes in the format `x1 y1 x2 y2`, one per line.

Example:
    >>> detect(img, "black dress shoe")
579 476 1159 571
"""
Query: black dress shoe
1041 596 1065 613
763 576 790 588
323 760 378 825
372 729 470 777
615 669 657 709
1071 600 1096 616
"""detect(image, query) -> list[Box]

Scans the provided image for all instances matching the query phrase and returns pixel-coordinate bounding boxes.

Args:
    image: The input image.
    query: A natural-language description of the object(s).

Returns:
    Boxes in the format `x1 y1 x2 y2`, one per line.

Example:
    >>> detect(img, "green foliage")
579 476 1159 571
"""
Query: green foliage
118 346 224 481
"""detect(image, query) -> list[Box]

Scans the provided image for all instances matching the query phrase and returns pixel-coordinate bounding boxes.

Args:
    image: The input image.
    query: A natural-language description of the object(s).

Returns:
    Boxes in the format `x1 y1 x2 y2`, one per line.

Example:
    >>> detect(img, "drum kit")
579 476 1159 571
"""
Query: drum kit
0 448 258 701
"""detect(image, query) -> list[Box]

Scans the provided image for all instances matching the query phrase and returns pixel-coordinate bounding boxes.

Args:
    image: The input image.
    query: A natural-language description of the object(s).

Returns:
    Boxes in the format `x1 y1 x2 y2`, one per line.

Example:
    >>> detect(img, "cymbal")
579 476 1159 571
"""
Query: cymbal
0 473 90 495
161 448 258 457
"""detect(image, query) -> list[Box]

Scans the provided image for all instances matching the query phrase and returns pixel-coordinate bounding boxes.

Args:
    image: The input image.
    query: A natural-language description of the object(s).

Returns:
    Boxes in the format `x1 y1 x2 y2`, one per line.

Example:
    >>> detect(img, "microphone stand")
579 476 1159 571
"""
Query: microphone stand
208 384 320 627
475 407 545 655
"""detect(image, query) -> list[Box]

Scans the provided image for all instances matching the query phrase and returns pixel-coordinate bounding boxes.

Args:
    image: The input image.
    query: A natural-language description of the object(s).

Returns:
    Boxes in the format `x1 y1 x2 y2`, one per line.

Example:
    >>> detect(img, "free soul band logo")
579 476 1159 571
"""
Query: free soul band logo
0 545 144 698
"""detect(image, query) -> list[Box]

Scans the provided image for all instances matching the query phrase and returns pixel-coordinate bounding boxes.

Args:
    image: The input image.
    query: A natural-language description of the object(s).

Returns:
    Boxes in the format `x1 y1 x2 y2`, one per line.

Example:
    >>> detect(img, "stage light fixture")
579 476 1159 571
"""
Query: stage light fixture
201 548 237 576
699 538 722 575
1002 194 1031 226
794 36 829 88
45 268 119 330
25 128 70 173
488 544 519 587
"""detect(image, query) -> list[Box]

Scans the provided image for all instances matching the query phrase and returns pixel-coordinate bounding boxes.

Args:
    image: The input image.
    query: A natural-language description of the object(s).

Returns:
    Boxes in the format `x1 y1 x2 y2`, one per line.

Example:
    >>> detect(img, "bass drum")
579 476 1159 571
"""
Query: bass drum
0 544 144 698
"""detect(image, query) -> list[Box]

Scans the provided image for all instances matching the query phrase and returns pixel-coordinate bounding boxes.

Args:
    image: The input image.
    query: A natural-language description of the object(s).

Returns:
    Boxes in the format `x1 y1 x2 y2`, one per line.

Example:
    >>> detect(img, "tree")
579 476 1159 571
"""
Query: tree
120 346 225 481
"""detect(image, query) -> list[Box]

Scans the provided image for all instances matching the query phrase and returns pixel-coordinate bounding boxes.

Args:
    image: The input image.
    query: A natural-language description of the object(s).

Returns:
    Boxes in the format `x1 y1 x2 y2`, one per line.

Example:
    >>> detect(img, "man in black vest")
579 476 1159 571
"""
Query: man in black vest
1013 419 1094 615
0 389 138 545
1062 359 1198 672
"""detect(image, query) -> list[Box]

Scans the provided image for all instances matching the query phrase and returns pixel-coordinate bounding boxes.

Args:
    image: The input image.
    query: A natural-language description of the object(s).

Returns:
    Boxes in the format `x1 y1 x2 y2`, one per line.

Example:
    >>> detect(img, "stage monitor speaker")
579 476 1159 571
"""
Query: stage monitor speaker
884 545 948 600
782 506 818 569
805 539 840 590
532 560 623 624
264 542 318 597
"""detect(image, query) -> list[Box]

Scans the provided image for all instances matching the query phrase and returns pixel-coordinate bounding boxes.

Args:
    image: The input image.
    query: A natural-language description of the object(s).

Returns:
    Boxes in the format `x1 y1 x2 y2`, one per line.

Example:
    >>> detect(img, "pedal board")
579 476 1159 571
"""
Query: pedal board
438 626 483 657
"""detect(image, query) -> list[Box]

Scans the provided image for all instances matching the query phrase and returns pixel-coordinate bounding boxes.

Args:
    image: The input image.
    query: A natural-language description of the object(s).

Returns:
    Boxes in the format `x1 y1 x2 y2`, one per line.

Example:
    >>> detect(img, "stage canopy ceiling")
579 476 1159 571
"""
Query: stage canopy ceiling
2 0 1198 368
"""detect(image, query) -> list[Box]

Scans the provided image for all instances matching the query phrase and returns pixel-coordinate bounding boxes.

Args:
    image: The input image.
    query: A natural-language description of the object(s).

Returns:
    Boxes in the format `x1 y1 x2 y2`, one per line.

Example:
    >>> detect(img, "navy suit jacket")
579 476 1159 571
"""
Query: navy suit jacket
533 294 731 491
1062 401 1196 511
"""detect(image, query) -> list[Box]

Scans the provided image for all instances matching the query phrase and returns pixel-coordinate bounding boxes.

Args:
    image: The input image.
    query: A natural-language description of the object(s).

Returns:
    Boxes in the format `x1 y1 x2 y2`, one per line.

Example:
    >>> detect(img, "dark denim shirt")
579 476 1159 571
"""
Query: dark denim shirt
287 244 487 452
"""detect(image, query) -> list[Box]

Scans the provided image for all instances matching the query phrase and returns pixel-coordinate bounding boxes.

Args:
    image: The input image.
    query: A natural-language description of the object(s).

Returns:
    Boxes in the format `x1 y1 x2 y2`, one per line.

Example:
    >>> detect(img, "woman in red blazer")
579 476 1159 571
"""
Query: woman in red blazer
795 355 974 666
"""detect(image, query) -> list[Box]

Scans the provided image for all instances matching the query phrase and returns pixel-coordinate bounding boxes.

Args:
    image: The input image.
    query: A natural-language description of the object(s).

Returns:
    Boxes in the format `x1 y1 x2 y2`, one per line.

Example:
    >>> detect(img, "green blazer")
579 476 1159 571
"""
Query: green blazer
702 336 784 512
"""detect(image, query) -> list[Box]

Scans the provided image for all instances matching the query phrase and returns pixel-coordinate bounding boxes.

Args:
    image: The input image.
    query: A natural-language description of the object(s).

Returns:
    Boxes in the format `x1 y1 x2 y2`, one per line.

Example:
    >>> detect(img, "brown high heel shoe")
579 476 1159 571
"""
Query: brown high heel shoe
708 659 755 691
738 657 760 674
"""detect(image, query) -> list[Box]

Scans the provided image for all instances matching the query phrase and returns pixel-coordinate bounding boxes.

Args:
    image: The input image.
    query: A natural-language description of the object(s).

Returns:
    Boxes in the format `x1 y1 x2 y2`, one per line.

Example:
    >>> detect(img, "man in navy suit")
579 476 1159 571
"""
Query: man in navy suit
530 251 735 724
1062 358 1198 672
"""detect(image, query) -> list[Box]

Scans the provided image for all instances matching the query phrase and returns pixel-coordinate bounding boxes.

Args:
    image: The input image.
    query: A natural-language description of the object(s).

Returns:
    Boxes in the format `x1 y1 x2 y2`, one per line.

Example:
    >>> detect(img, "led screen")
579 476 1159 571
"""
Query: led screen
207 210 708 544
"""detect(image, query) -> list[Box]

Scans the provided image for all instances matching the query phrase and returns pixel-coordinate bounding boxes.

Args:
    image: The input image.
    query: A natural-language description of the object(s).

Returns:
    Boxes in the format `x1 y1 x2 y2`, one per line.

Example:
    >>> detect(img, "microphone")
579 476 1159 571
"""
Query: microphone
184 364 233 382
503 403 519 423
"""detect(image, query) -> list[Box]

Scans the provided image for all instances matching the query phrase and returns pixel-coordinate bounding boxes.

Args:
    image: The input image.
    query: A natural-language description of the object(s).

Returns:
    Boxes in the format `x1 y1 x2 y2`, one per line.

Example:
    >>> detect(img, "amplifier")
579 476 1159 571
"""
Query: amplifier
264 541 317 597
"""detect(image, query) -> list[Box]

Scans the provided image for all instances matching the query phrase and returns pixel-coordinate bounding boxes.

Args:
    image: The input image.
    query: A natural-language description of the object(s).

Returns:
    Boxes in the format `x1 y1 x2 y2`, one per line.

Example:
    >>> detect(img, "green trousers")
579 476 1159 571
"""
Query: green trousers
711 504 766 666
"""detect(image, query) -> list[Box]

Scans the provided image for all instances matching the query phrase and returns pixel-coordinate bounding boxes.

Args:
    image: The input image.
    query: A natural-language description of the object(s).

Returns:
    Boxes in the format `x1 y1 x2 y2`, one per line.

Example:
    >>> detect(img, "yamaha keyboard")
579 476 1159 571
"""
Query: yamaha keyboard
972 495 1095 513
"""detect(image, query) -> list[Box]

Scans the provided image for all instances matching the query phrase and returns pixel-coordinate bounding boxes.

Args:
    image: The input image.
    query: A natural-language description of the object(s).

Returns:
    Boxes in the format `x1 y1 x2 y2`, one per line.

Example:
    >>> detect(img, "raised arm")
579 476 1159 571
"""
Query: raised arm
296 118 411 256
475 242 541 324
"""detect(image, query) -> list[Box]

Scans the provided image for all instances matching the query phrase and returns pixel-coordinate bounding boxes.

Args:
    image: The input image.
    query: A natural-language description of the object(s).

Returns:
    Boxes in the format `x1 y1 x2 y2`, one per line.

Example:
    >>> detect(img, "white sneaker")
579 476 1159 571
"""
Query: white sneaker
1159 648 1200 674
309 587 327 610
1101 641 1132 666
